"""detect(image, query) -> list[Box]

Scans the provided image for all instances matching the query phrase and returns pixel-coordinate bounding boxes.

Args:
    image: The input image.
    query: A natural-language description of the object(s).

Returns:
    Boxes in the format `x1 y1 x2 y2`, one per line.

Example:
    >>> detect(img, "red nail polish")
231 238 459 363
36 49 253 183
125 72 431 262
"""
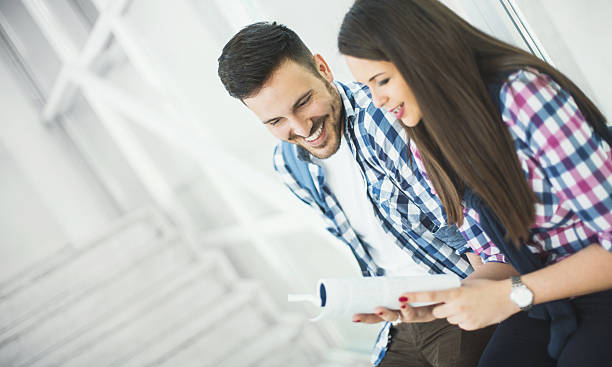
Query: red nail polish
377 312 384 316
353 319 361 323
398 296 408 302
400 304 406 309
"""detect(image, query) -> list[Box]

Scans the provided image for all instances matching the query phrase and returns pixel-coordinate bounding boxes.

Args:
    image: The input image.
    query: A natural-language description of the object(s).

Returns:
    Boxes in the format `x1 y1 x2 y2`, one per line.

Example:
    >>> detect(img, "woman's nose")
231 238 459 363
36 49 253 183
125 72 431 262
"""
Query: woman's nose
372 92 387 109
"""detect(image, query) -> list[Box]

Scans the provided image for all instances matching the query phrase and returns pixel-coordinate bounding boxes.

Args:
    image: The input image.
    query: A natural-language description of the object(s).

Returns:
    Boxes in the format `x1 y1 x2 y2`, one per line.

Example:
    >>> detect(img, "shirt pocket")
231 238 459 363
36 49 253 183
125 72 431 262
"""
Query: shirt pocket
369 176 467 251
433 224 468 252
369 176 436 233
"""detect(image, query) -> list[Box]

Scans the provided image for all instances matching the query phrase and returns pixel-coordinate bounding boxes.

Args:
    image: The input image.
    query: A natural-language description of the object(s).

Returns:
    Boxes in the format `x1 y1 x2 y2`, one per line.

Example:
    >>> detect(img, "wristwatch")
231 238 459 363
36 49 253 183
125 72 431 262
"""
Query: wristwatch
510 276 534 311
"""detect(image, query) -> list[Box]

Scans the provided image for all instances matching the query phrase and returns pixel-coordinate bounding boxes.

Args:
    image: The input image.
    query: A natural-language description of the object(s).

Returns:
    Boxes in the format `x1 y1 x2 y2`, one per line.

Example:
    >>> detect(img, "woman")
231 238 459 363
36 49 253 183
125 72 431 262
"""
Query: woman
338 1 612 366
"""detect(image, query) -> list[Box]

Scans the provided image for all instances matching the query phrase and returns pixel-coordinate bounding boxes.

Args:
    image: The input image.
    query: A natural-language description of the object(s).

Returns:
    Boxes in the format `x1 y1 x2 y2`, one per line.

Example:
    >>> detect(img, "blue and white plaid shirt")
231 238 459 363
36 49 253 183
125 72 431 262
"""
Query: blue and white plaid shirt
273 81 490 364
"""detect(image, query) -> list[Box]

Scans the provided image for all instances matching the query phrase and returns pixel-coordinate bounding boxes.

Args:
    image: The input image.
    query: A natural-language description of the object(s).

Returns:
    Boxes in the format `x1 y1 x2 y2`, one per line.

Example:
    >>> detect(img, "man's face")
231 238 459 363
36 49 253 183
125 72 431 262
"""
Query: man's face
244 56 343 159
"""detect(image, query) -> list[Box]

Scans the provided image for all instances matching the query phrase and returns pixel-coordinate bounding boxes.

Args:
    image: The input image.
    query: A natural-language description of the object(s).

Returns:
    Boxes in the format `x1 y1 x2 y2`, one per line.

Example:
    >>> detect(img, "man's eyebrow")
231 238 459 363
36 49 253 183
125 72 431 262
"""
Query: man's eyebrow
368 72 385 82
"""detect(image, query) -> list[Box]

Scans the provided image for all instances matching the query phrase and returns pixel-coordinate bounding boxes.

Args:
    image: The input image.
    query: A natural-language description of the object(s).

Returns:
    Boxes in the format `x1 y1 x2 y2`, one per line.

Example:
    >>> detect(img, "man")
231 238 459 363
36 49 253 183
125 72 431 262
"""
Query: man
218 22 514 367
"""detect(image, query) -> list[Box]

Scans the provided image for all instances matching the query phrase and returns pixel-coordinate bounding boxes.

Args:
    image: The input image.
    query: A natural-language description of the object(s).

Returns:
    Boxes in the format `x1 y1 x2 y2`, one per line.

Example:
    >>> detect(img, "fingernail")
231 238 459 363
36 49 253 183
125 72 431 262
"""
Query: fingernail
377 312 384 316
400 304 406 309
353 319 361 323
398 296 408 302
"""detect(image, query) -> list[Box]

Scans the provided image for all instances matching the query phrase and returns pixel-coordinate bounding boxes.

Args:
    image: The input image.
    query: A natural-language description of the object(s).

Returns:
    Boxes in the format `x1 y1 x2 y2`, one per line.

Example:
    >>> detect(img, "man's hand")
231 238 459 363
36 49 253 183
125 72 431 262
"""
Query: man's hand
352 303 438 324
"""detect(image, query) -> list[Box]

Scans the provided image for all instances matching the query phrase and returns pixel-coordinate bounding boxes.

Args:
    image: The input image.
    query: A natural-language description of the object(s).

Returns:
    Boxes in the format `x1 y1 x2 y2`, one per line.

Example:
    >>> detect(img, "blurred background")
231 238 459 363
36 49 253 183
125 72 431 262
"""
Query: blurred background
0 0 609 366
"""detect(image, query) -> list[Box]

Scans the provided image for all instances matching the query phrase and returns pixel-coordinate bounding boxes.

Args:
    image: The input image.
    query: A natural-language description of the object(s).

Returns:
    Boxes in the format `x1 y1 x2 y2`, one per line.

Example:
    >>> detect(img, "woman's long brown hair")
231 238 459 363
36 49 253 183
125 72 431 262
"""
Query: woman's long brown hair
338 0 608 245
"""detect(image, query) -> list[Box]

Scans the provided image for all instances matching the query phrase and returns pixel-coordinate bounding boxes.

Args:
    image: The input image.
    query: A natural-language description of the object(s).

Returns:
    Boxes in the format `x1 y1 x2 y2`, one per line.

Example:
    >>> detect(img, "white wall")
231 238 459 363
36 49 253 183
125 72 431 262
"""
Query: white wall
514 0 611 120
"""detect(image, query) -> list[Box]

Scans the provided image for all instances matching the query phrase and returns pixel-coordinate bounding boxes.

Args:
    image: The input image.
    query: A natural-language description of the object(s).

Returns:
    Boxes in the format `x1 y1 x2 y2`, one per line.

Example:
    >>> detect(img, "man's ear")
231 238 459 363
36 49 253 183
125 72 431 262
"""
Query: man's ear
313 54 334 82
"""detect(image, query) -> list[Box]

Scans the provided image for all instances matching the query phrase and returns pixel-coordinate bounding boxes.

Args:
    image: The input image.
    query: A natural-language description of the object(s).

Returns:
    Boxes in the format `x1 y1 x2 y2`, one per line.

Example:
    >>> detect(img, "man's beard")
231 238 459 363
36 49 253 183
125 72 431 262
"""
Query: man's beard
289 81 344 159
306 91 344 159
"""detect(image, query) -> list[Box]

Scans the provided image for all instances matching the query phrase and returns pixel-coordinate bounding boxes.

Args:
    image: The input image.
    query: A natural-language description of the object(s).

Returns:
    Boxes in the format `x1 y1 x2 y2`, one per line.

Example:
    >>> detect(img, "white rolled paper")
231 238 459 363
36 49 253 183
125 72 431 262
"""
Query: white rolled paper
288 274 461 321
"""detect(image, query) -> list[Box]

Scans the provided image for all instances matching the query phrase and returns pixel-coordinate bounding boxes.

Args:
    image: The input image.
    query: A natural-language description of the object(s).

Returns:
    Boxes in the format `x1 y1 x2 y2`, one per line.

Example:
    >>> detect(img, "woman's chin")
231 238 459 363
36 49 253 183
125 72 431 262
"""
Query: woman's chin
400 117 422 128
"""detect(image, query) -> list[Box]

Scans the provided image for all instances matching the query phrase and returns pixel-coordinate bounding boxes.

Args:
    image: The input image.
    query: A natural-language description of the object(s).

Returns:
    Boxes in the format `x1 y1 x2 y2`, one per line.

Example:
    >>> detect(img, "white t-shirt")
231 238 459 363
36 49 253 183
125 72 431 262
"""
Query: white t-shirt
314 138 428 276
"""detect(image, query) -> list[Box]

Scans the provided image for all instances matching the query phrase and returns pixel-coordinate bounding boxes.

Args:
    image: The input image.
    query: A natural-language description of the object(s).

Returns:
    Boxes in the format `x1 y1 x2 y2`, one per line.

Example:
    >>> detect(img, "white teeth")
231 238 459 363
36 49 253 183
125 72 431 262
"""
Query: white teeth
392 102 404 113
305 124 323 142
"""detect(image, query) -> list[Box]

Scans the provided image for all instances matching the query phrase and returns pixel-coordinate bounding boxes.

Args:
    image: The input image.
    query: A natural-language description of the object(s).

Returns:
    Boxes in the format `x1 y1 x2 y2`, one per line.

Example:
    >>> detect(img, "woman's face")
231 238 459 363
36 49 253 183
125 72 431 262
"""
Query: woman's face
344 56 422 127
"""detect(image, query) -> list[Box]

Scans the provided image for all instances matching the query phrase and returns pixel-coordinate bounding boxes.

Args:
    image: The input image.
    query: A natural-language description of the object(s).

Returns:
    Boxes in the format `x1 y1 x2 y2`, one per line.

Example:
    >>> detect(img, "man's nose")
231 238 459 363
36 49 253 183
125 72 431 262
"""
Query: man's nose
289 117 312 138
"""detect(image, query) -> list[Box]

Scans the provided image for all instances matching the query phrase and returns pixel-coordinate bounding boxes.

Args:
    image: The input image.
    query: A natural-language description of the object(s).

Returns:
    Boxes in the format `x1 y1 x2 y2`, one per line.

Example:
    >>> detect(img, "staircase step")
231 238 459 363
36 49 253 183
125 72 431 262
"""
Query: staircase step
0 210 164 300
156 286 274 367
59 267 230 367
320 348 371 367
5 238 196 367
0 204 351 366
216 317 303 367
0 217 163 336
25 260 222 367
252 326 323 367
117 281 260 367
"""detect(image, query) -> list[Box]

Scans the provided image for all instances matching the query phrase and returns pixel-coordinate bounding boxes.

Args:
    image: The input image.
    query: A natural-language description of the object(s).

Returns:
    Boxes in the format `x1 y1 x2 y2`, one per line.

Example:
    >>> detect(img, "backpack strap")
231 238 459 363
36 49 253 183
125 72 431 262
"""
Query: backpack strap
280 142 327 210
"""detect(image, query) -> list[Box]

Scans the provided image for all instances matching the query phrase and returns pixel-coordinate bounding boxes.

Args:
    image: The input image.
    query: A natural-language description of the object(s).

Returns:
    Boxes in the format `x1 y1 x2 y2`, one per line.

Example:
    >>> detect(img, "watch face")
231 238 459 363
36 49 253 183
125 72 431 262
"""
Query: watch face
511 287 533 307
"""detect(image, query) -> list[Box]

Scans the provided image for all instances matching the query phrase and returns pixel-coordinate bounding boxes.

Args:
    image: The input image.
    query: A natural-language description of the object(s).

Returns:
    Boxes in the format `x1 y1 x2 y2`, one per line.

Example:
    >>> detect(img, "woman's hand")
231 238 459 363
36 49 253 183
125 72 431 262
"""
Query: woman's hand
398 244 612 330
352 303 438 324
399 278 519 330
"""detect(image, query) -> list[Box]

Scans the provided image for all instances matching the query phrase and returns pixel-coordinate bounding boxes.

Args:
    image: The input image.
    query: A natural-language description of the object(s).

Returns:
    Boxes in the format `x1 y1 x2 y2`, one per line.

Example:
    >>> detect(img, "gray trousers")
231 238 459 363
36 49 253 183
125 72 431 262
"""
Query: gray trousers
378 319 496 367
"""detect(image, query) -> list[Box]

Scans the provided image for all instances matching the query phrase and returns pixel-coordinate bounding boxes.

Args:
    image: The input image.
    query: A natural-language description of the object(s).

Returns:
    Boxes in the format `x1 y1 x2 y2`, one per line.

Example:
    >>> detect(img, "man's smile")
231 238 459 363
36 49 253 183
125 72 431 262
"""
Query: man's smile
304 122 326 146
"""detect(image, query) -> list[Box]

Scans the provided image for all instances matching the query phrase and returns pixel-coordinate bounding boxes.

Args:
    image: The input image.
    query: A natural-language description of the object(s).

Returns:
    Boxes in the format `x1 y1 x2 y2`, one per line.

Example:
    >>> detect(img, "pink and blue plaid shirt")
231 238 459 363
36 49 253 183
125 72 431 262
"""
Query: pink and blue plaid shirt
413 69 612 265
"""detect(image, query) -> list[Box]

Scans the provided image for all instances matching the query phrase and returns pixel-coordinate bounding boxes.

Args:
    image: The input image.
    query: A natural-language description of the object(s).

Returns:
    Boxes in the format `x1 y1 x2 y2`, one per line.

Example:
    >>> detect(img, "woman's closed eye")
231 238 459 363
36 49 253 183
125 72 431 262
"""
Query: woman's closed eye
378 78 390 86
268 118 281 126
